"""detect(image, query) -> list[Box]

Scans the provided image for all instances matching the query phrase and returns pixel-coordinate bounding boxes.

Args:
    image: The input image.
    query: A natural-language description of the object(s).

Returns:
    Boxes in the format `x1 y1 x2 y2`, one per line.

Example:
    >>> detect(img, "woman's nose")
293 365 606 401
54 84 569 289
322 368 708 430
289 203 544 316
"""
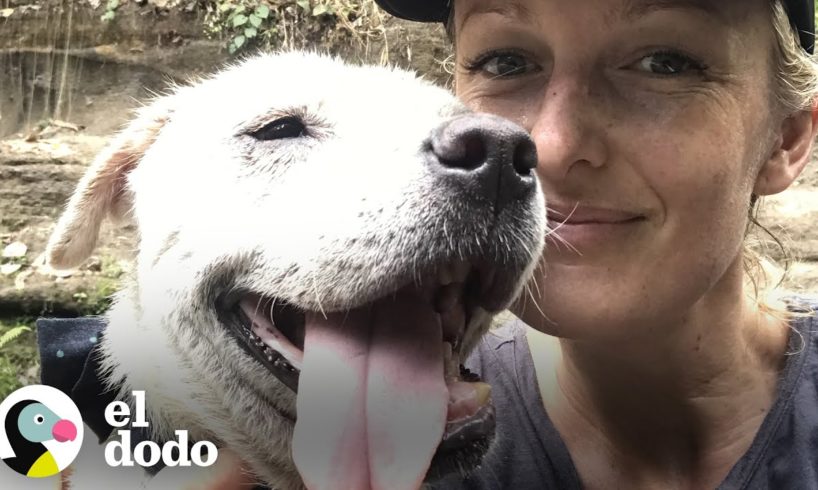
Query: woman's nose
528 78 609 184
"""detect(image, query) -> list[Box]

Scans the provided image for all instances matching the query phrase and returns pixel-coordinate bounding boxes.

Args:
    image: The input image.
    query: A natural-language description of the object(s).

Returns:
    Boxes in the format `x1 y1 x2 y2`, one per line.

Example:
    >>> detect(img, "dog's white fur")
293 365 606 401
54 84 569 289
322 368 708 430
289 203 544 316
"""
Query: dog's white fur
47 51 545 489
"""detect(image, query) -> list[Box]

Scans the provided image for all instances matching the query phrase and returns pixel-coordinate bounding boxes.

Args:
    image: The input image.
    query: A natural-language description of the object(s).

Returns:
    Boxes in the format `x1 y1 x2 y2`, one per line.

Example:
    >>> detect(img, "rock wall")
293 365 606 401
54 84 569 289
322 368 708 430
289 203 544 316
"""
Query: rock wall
0 0 451 138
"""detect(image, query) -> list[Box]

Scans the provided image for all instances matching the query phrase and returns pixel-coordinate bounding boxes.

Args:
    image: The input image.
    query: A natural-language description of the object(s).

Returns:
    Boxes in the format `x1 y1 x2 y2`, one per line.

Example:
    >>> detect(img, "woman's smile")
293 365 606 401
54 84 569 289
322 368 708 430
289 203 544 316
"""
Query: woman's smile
548 203 646 251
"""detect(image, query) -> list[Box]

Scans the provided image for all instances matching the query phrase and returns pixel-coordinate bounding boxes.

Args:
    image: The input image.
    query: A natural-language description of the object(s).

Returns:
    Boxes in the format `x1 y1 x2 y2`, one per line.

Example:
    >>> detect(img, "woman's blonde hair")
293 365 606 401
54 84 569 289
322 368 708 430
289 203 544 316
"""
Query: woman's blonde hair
770 1 818 112
745 1 818 316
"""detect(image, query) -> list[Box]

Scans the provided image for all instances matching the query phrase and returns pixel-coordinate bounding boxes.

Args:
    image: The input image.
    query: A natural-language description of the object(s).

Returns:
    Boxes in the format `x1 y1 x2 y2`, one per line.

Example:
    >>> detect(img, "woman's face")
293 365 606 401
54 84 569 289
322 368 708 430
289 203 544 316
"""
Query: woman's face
454 0 803 338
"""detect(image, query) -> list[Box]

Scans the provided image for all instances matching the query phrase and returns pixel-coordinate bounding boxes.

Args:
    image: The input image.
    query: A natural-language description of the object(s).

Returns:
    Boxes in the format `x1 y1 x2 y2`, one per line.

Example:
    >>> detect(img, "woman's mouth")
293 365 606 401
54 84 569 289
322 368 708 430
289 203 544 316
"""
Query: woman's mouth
547 204 646 249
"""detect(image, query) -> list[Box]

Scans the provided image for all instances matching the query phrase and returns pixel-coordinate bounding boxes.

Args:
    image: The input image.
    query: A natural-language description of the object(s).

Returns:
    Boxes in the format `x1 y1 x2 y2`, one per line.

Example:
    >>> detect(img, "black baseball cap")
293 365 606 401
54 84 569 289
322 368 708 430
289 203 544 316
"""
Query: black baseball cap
375 0 815 54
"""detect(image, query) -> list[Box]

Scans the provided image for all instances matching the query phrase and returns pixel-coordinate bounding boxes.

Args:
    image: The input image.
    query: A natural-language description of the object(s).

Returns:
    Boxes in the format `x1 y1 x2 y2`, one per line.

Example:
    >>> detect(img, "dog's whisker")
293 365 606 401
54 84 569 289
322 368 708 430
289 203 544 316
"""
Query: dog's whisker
548 229 581 256
310 272 327 320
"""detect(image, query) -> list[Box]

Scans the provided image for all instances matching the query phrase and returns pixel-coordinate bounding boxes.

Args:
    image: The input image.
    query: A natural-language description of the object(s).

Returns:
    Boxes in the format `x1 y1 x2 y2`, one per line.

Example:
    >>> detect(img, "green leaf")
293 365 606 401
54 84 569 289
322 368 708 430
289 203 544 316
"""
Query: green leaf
249 14 261 27
234 4 246 14
228 43 237 54
312 4 327 16
107 0 119 10
100 10 115 21
296 0 310 13
255 4 269 18
219 3 233 12
232 14 248 27
0 326 30 350
244 27 257 38
233 35 246 48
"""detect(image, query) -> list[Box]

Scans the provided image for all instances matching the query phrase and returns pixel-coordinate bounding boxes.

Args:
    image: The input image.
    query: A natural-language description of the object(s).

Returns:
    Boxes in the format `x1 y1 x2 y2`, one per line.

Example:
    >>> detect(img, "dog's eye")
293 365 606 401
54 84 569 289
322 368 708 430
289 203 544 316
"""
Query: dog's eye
251 117 307 141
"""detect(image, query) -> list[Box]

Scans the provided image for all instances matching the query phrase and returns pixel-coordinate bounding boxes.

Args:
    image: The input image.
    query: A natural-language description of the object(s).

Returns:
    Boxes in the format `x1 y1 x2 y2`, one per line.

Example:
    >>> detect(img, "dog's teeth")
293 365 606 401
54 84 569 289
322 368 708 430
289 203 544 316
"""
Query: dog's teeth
273 357 295 372
460 365 479 382
443 341 459 381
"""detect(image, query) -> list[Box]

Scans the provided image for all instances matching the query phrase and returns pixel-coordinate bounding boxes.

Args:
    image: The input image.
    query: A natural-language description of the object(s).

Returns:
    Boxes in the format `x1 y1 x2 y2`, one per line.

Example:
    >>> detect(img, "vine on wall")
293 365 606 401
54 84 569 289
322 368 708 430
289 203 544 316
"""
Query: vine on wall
199 0 387 55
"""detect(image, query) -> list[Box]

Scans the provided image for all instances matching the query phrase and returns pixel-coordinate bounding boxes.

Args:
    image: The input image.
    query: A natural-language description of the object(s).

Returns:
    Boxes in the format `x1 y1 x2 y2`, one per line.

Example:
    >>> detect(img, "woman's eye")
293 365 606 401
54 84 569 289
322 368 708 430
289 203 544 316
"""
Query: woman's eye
634 51 705 76
468 52 537 78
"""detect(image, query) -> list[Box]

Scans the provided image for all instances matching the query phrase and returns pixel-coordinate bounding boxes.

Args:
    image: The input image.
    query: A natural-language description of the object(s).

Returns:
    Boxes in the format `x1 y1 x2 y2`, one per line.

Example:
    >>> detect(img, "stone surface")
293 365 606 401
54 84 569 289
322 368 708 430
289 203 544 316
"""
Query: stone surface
760 188 818 261
782 261 818 294
0 0 450 138
0 135 135 315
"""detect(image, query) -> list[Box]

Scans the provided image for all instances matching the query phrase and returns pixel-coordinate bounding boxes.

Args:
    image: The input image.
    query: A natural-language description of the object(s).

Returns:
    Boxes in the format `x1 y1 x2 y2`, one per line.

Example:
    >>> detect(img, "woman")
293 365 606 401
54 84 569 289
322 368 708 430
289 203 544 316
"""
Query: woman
375 0 818 488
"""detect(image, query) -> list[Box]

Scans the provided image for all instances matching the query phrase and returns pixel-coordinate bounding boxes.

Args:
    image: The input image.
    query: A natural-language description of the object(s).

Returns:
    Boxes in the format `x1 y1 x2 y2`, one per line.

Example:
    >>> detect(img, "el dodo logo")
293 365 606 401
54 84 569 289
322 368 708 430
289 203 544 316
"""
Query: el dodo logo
0 385 82 478
104 391 218 468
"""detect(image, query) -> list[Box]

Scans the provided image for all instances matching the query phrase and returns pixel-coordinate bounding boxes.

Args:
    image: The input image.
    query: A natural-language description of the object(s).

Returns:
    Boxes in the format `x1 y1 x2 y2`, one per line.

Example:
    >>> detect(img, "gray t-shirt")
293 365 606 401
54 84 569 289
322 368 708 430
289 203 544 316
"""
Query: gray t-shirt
434 298 818 490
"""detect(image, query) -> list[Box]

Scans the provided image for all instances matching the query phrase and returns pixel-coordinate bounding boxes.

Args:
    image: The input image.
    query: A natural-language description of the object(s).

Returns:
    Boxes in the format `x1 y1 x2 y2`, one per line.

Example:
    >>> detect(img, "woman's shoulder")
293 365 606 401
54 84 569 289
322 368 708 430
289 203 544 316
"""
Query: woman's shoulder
783 292 818 391
781 294 818 357
722 294 818 488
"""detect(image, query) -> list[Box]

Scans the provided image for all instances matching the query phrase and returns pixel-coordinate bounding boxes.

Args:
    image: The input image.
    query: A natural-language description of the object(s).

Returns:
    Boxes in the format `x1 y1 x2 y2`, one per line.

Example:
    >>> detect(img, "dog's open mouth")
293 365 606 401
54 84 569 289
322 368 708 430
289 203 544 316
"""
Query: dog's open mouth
221 260 509 489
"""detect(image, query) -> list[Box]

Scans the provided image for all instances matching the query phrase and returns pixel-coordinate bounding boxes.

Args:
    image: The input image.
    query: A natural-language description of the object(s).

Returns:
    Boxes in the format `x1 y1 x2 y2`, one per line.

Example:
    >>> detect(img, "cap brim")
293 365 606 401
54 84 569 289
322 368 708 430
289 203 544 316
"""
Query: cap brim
375 0 814 54
784 0 815 54
376 0 449 22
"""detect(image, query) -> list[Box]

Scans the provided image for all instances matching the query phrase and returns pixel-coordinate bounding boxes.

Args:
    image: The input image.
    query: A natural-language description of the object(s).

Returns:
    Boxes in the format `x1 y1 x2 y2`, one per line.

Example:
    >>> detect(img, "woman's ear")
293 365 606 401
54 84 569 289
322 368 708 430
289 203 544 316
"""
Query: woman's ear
755 106 818 196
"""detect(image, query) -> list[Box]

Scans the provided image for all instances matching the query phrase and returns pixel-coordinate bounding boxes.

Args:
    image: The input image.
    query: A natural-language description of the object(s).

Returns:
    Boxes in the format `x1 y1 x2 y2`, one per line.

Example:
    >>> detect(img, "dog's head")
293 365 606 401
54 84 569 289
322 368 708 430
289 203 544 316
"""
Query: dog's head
46 52 546 490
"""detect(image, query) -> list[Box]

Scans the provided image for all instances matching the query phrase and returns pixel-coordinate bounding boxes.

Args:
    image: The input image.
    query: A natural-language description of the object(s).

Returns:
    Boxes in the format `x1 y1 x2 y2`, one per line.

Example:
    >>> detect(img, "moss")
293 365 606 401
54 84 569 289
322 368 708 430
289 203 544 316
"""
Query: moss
100 255 125 280
73 277 120 316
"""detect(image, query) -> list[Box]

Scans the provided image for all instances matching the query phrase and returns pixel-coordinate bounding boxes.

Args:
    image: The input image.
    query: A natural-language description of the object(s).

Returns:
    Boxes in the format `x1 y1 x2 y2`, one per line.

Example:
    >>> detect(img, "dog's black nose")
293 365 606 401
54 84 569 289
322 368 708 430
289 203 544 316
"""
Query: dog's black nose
428 114 538 213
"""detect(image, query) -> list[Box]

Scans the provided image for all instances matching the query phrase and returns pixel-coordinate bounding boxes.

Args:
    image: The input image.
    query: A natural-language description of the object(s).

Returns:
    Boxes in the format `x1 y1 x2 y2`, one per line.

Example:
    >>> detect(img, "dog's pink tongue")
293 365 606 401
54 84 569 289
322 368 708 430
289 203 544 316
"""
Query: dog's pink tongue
292 294 447 490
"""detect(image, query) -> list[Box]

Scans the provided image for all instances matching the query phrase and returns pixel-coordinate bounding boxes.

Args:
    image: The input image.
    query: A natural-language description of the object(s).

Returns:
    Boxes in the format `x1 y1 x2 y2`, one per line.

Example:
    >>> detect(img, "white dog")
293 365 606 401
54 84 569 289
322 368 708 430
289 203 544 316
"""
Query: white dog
45 51 546 490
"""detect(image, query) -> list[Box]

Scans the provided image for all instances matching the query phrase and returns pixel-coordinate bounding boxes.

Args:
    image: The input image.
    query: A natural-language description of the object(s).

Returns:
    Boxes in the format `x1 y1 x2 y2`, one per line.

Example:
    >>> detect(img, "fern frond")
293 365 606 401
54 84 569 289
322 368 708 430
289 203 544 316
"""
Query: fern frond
0 326 32 350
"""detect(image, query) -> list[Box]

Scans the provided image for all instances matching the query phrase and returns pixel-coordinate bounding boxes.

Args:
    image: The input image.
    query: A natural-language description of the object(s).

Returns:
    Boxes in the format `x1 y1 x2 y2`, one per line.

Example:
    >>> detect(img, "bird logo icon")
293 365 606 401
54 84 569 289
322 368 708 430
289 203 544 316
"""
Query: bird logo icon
0 385 83 478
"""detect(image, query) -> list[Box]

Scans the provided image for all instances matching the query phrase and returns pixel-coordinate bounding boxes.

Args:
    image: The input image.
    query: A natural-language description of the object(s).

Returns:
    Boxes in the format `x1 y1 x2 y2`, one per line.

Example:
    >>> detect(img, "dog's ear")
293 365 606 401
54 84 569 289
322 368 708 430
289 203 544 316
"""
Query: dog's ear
46 99 172 270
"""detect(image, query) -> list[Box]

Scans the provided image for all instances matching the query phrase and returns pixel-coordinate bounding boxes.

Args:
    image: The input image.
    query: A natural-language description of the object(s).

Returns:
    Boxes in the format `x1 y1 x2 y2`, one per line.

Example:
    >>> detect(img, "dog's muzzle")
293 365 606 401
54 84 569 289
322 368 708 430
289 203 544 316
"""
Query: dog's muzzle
217 112 541 489
219 258 503 464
